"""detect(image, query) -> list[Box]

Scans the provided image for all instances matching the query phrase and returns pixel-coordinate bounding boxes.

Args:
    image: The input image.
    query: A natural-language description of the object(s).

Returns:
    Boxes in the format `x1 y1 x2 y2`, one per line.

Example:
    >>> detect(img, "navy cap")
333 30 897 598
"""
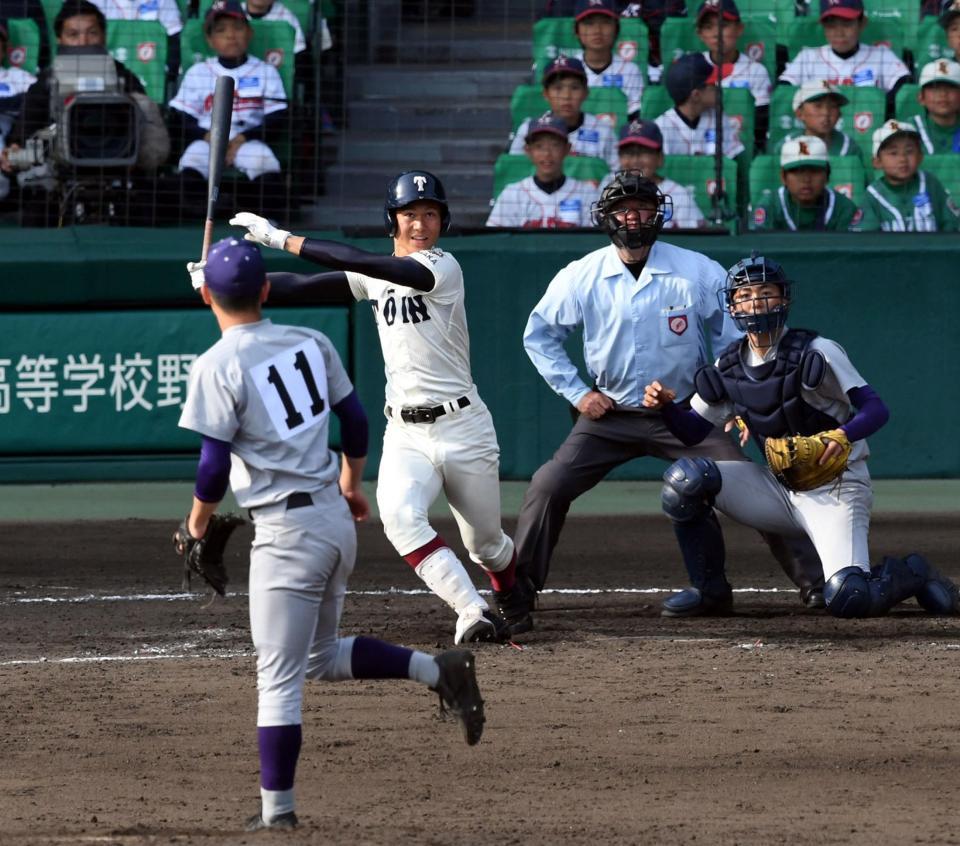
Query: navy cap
575 0 618 22
940 0 960 27
697 0 741 23
204 0 248 29
665 53 719 105
203 237 266 296
618 119 663 149
543 56 588 85
819 0 864 21
525 112 570 143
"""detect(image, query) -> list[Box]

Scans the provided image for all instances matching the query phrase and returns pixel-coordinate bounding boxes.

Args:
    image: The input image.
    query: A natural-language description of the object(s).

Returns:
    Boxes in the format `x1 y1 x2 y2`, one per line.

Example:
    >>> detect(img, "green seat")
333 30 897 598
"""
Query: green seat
107 21 168 102
491 153 609 199
659 16 777 79
734 0 795 21
659 154 739 231
780 16 906 61
4 18 40 74
911 17 953 65
895 83 922 122
531 17 649 83
863 0 919 50
38 0 59 54
510 85 548 129
279 0 313 39
509 84 628 132
749 153 866 210
641 84 673 120
923 154 960 198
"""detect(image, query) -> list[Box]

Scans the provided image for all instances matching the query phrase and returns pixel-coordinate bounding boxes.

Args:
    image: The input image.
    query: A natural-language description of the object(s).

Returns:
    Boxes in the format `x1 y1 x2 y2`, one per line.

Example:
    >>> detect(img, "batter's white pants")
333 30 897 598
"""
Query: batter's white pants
713 459 874 582
377 391 512 568
249 483 357 727
178 138 281 181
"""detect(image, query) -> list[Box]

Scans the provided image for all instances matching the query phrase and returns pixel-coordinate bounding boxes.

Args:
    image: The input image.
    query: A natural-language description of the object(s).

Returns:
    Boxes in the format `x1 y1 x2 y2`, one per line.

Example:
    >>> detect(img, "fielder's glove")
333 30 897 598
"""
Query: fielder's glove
172 512 246 596
186 259 206 291
764 429 852 492
229 211 291 251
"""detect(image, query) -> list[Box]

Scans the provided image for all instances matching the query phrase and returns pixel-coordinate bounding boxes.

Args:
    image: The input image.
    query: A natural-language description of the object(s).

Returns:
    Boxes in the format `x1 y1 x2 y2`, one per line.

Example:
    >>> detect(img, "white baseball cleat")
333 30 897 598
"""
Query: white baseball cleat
454 607 510 645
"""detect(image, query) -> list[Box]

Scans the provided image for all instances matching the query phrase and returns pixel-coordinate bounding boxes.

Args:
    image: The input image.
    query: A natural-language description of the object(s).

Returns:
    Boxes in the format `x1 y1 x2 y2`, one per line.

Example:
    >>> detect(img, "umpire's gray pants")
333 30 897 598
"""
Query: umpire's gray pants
513 409 823 593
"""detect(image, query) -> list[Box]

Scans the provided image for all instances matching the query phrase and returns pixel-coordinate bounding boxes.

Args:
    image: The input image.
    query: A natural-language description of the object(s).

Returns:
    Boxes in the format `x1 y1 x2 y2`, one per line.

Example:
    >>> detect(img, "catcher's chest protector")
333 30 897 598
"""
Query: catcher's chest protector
716 329 843 443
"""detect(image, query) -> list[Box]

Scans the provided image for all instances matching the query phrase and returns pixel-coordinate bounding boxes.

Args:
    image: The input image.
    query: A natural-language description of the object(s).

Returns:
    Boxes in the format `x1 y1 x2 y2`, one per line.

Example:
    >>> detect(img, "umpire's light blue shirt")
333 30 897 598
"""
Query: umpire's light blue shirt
523 241 743 408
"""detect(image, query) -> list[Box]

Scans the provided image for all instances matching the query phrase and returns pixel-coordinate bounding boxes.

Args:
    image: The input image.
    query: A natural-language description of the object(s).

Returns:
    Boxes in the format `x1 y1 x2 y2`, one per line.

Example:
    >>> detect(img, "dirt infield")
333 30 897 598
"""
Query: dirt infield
2 514 959 846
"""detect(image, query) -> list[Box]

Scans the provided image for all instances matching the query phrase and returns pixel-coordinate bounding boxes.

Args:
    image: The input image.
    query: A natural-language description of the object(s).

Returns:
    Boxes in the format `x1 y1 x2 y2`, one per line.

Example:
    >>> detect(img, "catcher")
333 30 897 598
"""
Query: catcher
642 252 959 619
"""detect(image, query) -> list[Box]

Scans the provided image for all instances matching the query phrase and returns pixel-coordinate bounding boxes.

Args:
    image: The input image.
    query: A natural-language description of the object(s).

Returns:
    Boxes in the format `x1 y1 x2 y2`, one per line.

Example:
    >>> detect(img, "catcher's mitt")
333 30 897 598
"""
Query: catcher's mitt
764 429 851 492
173 513 246 596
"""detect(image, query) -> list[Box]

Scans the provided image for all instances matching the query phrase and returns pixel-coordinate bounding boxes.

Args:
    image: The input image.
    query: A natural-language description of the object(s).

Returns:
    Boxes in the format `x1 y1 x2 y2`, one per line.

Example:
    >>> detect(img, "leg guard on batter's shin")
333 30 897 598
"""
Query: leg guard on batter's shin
415 547 488 615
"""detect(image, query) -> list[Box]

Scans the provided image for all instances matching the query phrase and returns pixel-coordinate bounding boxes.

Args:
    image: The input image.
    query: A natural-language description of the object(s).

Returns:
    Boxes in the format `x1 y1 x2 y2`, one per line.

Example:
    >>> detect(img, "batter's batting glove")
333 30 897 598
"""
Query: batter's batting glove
186 260 206 291
229 212 291 251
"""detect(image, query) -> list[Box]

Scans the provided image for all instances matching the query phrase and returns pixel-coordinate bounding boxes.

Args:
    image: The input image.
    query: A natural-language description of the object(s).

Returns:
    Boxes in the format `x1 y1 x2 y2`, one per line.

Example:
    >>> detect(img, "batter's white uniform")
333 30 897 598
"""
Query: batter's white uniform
510 113 619 171
179 319 359 727
691 333 872 581
243 1 306 53
486 175 597 228
780 44 910 91
598 173 705 230
703 51 772 107
345 248 514 625
91 0 183 34
655 107 746 158
569 51 644 115
169 56 286 180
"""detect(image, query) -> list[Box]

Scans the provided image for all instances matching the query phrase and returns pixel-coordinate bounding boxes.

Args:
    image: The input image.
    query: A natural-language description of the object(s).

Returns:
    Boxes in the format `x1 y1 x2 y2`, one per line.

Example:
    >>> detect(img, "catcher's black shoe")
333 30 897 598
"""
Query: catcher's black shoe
661 587 734 618
455 608 512 644
493 583 534 635
244 809 299 831
432 649 485 745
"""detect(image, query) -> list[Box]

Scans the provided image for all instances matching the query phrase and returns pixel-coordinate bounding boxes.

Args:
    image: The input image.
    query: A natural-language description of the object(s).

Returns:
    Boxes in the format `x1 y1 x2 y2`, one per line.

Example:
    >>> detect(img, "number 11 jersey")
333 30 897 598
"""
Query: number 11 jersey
179 320 354 508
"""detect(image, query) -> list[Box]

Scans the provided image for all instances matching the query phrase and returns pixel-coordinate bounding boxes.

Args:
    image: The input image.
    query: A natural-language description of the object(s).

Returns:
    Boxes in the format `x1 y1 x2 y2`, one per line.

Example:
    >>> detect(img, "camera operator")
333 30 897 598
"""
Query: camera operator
0 19 36 202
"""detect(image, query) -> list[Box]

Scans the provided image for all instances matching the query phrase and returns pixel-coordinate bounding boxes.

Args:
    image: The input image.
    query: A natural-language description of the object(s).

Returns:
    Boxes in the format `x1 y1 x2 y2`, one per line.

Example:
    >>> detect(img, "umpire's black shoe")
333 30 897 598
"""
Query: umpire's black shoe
493 582 534 635
432 649 485 745
661 587 734 618
244 810 299 831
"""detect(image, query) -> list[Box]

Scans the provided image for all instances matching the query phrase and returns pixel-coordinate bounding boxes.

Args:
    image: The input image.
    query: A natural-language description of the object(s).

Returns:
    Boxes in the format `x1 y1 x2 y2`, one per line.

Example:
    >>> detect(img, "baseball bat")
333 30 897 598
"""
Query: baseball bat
200 75 235 261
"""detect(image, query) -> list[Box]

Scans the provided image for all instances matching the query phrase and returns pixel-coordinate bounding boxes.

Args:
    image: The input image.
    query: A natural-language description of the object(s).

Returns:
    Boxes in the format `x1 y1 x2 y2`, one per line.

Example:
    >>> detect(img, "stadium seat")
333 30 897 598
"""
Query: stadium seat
732 0 795 21
38 0 58 51
911 17 953 65
491 153 609 199
278 0 313 39
923 154 960 198
659 16 777 80
780 16 905 61
659 154 738 231
749 153 867 211
107 21 169 103
863 0 919 50
4 18 40 75
510 85 628 131
640 84 673 121
895 83 922 122
531 17 649 83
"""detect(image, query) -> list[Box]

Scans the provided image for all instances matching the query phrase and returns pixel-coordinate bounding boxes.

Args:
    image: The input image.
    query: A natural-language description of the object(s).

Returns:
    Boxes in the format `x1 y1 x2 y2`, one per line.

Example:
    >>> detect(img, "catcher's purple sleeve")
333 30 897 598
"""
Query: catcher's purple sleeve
660 402 714 446
194 435 231 503
332 389 368 458
840 385 889 442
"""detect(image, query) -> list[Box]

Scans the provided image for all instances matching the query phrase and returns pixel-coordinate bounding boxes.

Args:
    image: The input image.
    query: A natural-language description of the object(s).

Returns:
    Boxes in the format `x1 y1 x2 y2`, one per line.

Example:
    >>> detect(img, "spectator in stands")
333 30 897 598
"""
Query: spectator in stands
90 0 182 88
940 0 960 59
912 59 960 154
620 1 687 84
858 119 960 231
572 0 643 118
0 0 51 68
168 0 287 213
600 118 705 228
774 81 861 158
487 112 597 228
510 57 618 171
655 52 744 158
695 0 770 152
749 135 861 231
779 0 910 119
243 0 312 98
0 19 35 200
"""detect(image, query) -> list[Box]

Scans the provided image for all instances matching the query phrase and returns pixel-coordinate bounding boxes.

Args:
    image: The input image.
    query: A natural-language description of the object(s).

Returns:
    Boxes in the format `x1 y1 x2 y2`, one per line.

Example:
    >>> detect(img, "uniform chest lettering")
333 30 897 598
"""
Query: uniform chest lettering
372 293 431 327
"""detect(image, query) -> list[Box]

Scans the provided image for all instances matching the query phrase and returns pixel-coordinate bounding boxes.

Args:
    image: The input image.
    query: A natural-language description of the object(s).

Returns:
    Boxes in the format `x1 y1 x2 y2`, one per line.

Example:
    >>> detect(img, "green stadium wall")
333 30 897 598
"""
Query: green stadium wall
0 227 955 482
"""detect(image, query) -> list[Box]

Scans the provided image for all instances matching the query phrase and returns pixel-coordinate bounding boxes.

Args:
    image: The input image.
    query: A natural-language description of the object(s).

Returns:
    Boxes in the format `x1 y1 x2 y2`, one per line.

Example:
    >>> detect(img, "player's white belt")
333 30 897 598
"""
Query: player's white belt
386 396 471 424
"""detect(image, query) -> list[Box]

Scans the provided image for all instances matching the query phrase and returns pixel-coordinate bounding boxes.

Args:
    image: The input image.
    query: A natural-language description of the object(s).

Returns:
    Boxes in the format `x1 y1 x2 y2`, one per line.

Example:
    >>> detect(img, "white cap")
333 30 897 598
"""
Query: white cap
919 58 960 89
791 80 850 111
780 135 829 170
871 119 920 157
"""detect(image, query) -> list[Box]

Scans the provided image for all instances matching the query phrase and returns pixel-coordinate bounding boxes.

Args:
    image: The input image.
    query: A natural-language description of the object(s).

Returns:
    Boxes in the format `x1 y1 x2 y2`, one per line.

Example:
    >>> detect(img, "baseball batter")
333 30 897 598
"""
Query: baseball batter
229 171 531 641
643 253 959 619
179 237 487 832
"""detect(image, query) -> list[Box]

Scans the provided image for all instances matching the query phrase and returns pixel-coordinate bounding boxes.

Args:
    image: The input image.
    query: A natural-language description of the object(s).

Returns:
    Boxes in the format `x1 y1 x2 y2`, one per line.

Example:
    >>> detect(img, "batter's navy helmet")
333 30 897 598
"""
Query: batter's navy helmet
383 170 451 236
720 252 792 335
591 169 671 249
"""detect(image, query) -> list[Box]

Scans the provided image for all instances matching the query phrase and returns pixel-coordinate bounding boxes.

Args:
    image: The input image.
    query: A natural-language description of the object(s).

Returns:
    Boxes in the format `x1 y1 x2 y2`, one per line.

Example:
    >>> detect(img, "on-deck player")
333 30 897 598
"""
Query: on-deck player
642 253 960 618
228 171 532 642
180 237 487 832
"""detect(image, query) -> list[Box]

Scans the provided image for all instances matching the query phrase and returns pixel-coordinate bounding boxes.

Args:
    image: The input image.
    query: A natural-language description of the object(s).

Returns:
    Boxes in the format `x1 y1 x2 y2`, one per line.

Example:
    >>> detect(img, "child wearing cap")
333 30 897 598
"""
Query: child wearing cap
655 52 745 158
168 0 287 209
599 118 705 229
774 81 862 158
509 57 618 171
750 134 861 231
572 0 643 118
911 59 960 154
940 0 960 59
695 0 772 151
779 0 910 116
487 113 597 229
858 119 960 231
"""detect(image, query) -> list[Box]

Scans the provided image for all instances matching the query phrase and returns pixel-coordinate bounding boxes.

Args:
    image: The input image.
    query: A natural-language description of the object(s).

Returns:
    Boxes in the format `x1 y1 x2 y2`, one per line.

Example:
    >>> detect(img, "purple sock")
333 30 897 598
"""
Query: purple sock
258 724 302 791
350 636 414 679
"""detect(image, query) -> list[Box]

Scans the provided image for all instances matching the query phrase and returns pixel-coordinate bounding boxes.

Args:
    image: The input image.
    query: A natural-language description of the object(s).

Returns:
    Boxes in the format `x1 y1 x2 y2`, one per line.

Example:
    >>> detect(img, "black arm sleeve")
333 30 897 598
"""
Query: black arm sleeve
298 238 436 292
754 104 769 154
266 270 353 304
886 76 910 120
167 107 206 150
240 108 286 143
166 33 181 86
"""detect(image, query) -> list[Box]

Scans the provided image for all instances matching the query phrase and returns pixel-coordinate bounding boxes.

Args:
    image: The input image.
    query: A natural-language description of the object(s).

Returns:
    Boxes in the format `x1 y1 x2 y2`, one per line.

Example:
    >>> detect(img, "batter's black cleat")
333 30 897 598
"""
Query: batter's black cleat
244 809 299 832
455 608 511 644
661 587 734 618
493 582 535 635
800 585 826 609
432 649 485 745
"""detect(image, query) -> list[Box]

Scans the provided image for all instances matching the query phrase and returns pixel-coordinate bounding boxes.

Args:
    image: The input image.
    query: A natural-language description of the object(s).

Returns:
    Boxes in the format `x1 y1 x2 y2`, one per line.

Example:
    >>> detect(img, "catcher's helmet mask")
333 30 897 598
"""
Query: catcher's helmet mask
720 251 793 339
384 170 452 236
591 169 672 250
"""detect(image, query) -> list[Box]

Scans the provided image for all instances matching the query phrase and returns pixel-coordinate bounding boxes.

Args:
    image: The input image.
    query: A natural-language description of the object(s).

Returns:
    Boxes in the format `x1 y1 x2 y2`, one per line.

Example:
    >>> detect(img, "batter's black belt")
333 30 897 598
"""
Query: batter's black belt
387 396 471 424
